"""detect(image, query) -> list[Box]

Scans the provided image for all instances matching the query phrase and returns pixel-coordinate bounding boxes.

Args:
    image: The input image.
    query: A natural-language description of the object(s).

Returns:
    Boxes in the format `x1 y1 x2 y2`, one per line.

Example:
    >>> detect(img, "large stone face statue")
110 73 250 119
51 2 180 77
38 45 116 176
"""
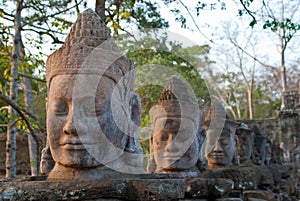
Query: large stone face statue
147 76 201 174
41 9 143 180
203 101 238 169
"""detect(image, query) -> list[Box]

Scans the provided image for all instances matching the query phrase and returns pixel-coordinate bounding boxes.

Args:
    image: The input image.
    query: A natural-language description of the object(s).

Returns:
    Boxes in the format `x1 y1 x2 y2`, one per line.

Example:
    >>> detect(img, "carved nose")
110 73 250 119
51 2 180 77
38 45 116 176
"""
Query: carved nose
63 116 77 135
166 135 179 152
213 141 223 152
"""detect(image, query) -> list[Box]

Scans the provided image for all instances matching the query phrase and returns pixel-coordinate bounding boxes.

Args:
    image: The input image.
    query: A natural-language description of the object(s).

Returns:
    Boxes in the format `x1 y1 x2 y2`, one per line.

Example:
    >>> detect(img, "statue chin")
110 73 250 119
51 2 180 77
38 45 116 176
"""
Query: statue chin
55 151 103 169
58 158 103 169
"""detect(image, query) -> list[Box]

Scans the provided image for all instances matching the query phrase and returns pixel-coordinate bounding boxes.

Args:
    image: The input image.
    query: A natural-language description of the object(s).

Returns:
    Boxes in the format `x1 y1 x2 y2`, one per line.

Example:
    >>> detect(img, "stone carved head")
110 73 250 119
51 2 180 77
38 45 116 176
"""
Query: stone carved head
203 101 238 168
147 76 201 173
250 124 267 165
252 135 267 165
235 122 255 166
40 9 143 180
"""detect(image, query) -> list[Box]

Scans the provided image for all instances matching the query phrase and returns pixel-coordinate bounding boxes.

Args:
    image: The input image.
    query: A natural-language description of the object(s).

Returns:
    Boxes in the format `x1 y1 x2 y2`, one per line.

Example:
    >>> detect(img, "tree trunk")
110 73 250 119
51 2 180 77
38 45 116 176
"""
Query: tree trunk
280 26 288 109
248 71 254 119
233 92 241 119
280 51 287 109
6 0 23 178
22 71 38 176
95 0 106 22
248 87 253 119
227 106 237 120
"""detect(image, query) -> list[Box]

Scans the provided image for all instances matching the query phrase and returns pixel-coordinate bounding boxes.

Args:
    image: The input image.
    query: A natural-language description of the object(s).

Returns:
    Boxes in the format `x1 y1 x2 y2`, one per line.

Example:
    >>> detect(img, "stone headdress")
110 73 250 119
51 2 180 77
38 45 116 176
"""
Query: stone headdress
149 75 200 126
41 9 142 175
203 100 236 134
46 9 135 92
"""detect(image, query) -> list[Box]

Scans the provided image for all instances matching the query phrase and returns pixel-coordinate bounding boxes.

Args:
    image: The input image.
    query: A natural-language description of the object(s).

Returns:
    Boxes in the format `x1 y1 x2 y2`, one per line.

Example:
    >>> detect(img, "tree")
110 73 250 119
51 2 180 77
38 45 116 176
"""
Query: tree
117 31 211 153
161 0 300 109
238 0 300 109
6 0 23 179
211 22 258 119
95 0 169 35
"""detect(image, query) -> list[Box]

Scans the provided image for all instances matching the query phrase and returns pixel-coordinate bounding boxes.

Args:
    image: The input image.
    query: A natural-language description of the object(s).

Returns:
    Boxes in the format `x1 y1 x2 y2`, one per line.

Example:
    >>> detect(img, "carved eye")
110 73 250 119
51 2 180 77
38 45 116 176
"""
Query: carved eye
52 101 68 116
160 132 169 141
83 104 96 117
220 138 231 146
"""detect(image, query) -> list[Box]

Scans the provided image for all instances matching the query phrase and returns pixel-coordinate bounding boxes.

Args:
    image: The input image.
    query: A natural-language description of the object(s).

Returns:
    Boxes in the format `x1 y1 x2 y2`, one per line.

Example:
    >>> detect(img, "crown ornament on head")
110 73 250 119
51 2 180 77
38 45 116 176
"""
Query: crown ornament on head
203 100 236 134
46 9 135 90
150 75 199 125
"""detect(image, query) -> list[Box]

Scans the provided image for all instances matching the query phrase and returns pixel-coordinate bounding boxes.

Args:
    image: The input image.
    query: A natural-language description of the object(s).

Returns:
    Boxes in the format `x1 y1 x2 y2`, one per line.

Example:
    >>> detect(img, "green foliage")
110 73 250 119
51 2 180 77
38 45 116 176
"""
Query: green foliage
164 0 227 29
263 18 300 41
0 108 8 134
209 68 282 119
118 31 211 152
252 86 281 118
105 0 169 35
0 0 75 140
30 159 35 167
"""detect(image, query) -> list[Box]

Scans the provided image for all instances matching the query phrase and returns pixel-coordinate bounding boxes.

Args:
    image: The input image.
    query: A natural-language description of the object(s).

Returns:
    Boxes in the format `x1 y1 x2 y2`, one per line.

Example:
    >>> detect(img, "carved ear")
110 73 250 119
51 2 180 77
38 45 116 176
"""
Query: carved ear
147 129 157 173
40 137 55 175
129 93 142 126
232 135 240 165
125 93 143 154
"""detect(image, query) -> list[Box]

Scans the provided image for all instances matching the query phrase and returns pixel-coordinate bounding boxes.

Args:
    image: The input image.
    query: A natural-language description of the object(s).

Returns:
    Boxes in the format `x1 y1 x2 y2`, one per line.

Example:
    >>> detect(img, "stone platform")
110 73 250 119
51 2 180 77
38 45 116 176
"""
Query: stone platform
0 174 235 201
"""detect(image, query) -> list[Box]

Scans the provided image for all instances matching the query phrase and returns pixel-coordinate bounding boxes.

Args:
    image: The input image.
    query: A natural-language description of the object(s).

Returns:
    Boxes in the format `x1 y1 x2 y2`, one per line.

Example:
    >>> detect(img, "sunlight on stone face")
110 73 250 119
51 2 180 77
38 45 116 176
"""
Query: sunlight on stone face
152 117 199 172
47 74 126 168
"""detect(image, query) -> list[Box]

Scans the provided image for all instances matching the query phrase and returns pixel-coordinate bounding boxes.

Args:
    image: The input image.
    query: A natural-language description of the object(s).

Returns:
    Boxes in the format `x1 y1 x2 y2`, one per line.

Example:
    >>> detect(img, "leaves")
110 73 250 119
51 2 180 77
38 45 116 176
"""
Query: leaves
105 0 169 35
118 31 211 126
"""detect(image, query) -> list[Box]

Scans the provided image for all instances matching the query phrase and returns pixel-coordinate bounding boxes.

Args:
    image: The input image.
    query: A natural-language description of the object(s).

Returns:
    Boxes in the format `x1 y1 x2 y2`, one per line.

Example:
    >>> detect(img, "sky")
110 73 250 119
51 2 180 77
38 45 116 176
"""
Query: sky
31 0 299 84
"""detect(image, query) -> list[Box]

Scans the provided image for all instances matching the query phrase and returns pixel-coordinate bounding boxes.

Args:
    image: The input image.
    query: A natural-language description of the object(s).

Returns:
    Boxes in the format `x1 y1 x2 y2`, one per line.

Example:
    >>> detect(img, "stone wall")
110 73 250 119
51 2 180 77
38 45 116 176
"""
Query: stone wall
242 111 299 155
242 86 300 160
284 90 300 110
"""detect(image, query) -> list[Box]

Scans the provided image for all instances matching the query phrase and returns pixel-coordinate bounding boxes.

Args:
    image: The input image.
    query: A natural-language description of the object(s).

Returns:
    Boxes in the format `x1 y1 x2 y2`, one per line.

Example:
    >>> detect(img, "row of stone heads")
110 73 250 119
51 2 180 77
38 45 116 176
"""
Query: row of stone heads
40 73 278 180
40 9 283 180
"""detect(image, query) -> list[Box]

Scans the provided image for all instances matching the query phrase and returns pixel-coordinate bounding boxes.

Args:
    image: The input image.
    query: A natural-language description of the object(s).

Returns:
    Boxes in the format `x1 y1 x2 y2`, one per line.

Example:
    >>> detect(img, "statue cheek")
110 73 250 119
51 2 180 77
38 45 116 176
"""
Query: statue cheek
47 116 65 139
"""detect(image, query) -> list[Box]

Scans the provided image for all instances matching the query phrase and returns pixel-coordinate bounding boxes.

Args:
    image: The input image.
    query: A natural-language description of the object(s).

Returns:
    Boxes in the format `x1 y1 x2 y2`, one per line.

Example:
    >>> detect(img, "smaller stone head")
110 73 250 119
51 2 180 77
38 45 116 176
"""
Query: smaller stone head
203 101 238 168
265 140 272 165
235 123 255 165
148 76 201 173
252 135 267 165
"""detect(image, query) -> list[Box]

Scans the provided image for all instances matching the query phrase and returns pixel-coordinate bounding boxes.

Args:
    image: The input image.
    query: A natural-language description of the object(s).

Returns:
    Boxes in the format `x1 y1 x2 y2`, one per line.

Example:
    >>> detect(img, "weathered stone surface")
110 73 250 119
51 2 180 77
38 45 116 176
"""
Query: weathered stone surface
0 176 235 200
243 190 279 201
203 167 257 190
215 198 242 201
129 179 185 200
41 9 143 180
185 178 234 198
235 125 254 166
203 101 238 169
148 76 201 174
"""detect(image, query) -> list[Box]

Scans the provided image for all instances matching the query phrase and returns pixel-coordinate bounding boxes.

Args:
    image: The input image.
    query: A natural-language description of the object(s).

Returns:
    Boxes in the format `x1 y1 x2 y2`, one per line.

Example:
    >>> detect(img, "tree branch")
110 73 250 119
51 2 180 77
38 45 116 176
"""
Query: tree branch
22 28 64 44
22 0 84 28
178 0 213 43
239 0 257 25
0 8 14 20
19 73 46 83
0 91 45 140
229 37 278 71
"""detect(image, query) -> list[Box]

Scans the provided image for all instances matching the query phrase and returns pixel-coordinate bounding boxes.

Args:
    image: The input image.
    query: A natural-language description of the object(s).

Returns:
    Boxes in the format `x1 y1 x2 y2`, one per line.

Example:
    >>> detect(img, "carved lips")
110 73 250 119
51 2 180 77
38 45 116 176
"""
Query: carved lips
60 137 95 150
